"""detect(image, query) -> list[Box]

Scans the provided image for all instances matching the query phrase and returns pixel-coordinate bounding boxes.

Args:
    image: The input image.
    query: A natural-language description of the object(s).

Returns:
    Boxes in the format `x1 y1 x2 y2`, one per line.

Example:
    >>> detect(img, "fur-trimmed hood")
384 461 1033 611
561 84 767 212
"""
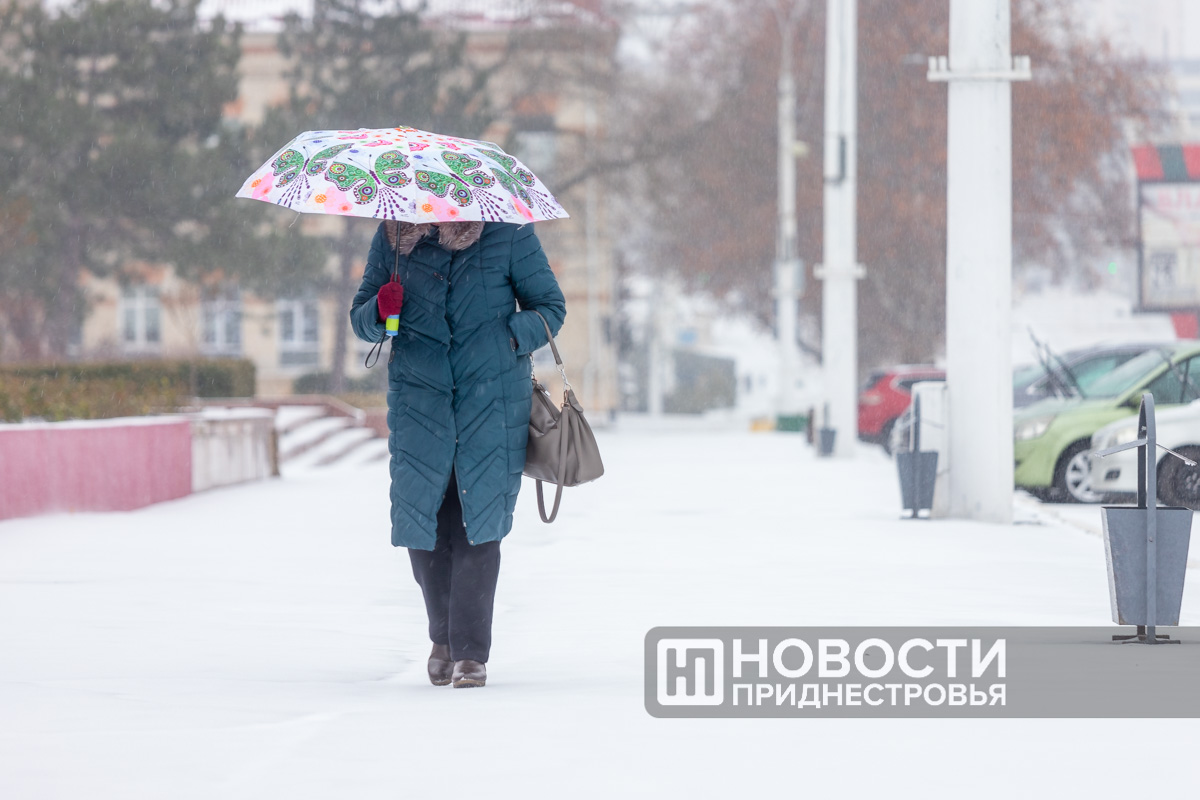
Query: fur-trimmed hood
384 220 485 255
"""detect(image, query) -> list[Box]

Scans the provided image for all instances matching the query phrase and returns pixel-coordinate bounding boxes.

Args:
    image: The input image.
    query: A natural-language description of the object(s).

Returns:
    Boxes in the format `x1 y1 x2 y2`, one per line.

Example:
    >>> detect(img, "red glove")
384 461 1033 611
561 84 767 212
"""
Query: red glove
377 278 404 321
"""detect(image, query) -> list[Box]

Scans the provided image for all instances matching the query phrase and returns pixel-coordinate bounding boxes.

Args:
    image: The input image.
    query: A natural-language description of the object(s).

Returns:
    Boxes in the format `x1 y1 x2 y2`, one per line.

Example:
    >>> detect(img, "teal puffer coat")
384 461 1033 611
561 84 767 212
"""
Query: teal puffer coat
350 222 566 550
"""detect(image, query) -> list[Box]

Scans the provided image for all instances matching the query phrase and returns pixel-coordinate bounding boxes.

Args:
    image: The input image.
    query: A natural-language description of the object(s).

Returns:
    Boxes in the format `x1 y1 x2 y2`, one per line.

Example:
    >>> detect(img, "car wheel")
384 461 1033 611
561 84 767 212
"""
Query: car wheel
1054 441 1103 504
1159 446 1200 508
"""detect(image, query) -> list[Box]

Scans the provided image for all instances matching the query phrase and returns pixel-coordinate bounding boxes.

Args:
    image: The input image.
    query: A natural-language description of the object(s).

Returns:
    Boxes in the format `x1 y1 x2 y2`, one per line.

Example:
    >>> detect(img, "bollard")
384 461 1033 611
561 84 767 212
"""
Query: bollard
1092 393 1194 644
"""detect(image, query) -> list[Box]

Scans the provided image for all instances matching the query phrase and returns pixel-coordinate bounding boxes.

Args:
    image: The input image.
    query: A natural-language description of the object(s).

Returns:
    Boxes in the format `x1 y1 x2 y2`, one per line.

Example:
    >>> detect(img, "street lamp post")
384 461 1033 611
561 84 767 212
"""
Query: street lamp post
765 0 808 419
928 0 1030 522
818 0 861 457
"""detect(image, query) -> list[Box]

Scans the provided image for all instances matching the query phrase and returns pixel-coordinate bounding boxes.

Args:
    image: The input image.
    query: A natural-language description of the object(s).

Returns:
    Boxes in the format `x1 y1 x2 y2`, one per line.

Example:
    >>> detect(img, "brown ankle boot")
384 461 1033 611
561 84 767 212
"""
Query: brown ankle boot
428 644 453 686
452 659 487 688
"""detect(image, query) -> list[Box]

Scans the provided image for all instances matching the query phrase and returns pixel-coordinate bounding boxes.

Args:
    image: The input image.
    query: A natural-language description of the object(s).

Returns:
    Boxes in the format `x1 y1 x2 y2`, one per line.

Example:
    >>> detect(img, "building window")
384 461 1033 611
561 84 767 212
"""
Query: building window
202 285 242 355
277 298 319 367
120 285 161 352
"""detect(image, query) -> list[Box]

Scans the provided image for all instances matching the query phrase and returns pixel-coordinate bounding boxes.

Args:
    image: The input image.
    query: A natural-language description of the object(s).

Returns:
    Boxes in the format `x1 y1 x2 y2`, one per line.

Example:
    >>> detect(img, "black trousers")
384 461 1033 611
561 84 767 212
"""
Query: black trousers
407 472 501 663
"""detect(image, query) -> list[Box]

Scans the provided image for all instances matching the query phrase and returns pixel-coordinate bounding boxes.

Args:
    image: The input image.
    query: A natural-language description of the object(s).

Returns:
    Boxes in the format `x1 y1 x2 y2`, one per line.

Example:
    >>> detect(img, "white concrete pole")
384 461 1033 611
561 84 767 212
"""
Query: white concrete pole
767 0 806 417
775 23 802 415
929 0 1030 522
583 92 602 414
647 281 664 417
819 0 860 456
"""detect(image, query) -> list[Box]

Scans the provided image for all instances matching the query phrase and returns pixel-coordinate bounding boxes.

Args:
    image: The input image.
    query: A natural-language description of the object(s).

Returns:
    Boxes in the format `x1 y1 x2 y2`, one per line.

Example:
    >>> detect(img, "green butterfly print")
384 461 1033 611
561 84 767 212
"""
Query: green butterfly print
478 148 535 204
479 149 535 187
325 162 378 204
305 144 353 177
414 152 497 207
489 170 531 205
442 152 495 189
321 150 411 205
272 150 306 188
374 150 411 189
415 169 473 206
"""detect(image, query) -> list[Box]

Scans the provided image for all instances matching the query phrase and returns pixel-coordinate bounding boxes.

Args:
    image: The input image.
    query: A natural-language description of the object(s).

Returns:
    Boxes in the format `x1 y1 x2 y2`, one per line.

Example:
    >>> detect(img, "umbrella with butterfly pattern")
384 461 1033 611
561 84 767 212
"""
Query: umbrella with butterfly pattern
236 125 569 224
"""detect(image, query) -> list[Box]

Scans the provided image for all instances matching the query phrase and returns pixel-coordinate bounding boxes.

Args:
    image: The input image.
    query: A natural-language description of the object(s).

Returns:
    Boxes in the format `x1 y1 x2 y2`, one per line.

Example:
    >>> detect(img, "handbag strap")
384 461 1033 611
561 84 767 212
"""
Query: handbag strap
535 400 571 523
529 309 570 389
528 308 571 523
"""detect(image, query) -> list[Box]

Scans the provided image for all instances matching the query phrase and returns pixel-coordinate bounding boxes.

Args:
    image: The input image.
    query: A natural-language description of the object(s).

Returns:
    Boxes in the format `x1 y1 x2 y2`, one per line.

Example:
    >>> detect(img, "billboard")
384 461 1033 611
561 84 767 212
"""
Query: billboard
1133 143 1200 311
1140 182 1200 310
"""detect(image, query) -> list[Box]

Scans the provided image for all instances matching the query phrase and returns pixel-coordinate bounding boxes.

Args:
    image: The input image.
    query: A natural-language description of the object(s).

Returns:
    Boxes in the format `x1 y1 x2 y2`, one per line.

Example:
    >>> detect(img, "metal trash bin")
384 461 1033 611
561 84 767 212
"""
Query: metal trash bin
1102 507 1192 626
897 451 938 517
813 402 836 456
896 394 938 517
818 427 836 456
1092 392 1194 643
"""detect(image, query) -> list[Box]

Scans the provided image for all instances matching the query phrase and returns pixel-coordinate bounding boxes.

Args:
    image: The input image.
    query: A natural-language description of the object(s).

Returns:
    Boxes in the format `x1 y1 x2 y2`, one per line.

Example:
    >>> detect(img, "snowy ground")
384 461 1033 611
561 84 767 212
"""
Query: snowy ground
2 421 1199 798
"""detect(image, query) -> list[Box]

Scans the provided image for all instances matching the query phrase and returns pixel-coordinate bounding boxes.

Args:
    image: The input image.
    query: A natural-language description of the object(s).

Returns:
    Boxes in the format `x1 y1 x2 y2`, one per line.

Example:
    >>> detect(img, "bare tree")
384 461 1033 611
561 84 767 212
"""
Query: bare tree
612 0 1168 371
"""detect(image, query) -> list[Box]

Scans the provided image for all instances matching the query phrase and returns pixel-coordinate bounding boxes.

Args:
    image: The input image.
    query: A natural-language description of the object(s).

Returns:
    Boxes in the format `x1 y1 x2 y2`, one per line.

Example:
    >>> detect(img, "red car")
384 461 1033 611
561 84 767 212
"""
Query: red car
858 365 945 452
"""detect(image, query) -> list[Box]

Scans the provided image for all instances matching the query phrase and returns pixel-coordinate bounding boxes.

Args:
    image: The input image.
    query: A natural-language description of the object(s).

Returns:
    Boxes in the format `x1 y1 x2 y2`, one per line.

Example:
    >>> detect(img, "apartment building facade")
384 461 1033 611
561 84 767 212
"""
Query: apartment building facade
77 0 620 413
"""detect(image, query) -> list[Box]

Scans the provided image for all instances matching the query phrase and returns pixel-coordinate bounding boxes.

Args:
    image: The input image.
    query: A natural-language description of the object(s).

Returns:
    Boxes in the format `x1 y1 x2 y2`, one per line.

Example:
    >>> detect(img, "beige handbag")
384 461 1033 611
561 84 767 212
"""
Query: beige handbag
523 311 605 522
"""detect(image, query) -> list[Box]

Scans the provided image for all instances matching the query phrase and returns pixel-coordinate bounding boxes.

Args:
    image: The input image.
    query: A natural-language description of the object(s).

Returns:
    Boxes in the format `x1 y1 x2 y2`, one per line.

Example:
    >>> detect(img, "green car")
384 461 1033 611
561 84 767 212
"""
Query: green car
1014 342 1200 503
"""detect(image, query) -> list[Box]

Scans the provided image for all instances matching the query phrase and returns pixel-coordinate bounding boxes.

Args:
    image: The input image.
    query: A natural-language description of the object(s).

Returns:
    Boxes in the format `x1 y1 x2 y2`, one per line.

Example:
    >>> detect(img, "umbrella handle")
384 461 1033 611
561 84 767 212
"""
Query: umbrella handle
386 244 402 337
366 226 404 365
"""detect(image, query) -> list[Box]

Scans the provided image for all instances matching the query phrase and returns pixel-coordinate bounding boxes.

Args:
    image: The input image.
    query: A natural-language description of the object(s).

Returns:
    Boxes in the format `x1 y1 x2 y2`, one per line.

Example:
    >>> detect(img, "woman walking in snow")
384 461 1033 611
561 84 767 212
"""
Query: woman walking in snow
350 219 566 688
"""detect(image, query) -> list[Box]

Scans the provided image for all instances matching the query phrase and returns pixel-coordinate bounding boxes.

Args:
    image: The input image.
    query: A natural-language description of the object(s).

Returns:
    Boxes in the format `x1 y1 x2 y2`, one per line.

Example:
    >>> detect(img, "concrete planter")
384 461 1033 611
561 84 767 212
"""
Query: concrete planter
1101 506 1193 626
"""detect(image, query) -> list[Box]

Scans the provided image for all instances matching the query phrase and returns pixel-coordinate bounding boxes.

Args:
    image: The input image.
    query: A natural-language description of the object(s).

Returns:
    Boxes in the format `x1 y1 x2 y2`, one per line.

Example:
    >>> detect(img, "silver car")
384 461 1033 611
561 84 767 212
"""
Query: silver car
1090 398 1200 507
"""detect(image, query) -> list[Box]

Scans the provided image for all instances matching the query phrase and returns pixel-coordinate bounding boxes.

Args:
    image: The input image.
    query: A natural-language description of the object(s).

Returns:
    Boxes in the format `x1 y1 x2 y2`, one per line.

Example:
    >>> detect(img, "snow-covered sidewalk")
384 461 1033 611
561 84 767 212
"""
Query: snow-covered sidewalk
1 424 1198 798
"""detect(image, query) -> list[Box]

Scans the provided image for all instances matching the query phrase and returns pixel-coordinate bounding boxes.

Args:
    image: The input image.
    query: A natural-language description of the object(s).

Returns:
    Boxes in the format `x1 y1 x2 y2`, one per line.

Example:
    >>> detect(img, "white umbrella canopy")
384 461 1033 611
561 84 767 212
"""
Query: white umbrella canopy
236 125 569 224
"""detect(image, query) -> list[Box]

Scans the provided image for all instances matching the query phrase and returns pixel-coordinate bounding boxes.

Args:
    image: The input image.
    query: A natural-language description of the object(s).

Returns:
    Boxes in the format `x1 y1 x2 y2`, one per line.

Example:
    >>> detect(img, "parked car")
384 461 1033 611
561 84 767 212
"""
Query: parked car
858 365 945 453
888 343 1164 455
1090 398 1200 507
1013 343 1169 408
1014 343 1200 503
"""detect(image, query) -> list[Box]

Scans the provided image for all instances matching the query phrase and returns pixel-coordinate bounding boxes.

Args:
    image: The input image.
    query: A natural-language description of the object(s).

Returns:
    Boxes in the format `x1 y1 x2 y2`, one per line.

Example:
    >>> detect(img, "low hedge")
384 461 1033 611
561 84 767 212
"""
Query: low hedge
293 368 387 395
0 358 256 422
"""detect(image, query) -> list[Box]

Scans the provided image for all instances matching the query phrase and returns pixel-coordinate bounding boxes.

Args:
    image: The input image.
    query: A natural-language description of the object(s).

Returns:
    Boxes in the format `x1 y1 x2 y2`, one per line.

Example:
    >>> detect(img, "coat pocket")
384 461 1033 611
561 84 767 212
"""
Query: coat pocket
493 316 521 370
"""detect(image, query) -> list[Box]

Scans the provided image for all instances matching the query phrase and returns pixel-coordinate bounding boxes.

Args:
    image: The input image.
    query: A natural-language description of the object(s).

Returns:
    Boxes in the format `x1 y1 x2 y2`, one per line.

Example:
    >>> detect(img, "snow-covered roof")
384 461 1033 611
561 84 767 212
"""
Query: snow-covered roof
195 0 611 33
195 0 307 31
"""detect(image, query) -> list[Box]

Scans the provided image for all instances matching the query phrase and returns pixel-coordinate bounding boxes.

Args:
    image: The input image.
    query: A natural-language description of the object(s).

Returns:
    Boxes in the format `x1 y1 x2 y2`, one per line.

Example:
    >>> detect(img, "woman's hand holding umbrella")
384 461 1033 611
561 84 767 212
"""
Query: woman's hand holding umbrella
377 277 404 336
